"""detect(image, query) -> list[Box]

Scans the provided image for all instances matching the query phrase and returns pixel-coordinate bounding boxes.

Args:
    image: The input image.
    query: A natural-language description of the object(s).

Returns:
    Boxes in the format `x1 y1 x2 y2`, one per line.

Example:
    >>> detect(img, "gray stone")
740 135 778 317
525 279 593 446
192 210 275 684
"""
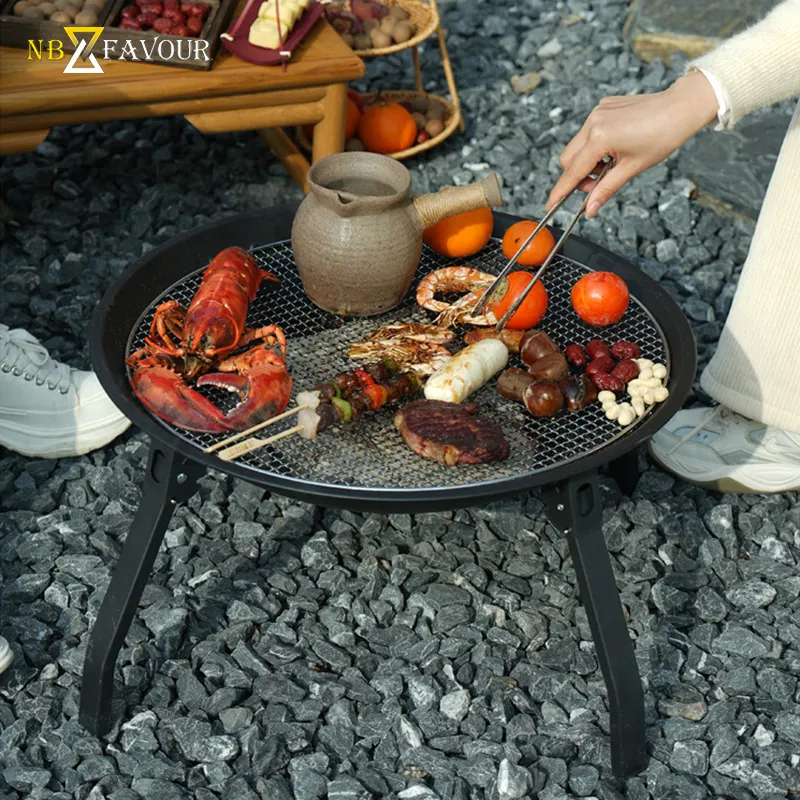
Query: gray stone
656 238 680 263
713 626 770 659
725 580 777 611
679 108 791 220
326 774 372 800
568 764 598 796
497 758 530 799
440 689 470 722
537 38 563 58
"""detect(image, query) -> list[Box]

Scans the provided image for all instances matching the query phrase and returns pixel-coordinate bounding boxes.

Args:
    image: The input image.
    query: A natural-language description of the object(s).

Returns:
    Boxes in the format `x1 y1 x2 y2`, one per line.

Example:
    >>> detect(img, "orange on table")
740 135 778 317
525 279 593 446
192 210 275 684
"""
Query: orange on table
358 99 416 154
423 207 494 258
502 220 556 266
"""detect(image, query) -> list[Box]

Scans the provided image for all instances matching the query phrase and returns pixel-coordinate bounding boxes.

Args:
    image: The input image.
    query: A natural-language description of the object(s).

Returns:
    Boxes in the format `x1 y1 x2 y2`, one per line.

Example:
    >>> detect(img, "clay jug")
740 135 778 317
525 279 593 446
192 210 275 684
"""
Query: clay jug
291 152 503 316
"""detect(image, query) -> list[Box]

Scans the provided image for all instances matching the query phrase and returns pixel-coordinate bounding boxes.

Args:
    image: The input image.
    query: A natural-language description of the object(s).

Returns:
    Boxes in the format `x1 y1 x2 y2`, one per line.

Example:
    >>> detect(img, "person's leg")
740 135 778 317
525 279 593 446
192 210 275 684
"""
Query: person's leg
700 99 800 431
0 325 130 458
650 100 800 493
0 637 12 675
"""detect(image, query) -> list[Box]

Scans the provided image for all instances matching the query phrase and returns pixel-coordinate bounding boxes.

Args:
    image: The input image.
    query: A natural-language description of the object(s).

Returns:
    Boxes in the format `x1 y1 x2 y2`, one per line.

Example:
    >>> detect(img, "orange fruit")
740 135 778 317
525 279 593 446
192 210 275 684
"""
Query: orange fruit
358 99 417 154
303 96 361 143
423 208 494 258
486 271 548 329
571 272 630 326
502 220 556 267
345 97 361 140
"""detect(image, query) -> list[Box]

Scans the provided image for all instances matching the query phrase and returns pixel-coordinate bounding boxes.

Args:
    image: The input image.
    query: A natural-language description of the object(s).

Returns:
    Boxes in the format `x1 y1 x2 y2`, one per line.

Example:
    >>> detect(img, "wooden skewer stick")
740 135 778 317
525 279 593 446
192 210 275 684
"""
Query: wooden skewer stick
217 424 304 462
203 404 310 454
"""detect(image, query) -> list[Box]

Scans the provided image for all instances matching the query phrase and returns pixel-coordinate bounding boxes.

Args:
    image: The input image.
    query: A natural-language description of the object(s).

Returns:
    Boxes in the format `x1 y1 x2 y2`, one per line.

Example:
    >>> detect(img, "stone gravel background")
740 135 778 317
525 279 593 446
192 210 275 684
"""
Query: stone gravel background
1 0 799 798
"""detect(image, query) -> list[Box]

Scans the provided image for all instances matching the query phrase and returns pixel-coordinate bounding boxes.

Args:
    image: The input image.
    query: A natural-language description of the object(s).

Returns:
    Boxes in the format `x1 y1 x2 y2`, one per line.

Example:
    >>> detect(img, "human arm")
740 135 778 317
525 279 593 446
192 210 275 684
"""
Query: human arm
547 0 800 217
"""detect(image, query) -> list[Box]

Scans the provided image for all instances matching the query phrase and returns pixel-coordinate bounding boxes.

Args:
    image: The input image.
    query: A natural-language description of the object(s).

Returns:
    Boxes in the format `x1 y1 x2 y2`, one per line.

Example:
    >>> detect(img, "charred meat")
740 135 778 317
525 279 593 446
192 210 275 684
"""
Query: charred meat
394 399 510 466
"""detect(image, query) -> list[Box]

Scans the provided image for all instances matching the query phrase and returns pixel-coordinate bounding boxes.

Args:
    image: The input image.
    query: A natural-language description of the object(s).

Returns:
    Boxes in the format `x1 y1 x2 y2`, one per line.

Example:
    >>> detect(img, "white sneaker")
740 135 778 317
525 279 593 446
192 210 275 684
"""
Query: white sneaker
0 324 131 459
0 637 12 675
648 405 800 494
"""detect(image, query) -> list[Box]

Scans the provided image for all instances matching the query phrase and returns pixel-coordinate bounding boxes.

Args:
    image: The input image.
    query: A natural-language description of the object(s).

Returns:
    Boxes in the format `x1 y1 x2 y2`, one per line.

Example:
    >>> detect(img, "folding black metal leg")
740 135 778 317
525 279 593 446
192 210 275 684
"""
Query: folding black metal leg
607 447 641 496
544 470 647 778
79 442 204 736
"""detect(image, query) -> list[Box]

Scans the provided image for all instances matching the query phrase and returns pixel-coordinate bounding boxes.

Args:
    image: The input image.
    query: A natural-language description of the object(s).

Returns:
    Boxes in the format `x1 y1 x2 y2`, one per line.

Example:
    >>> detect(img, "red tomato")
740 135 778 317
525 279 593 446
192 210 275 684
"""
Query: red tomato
487 271 548 330
570 272 630 326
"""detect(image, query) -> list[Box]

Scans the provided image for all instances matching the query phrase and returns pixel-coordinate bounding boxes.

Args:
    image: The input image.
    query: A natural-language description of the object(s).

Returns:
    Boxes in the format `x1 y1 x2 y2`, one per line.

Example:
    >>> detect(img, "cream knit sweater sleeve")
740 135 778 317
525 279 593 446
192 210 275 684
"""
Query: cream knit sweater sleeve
688 0 800 129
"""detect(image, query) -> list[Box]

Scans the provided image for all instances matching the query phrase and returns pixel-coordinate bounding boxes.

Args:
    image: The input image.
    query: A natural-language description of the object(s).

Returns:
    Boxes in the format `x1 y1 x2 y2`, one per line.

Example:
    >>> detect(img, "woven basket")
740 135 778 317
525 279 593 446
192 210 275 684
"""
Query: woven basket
296 89 460 160
325 0 440 57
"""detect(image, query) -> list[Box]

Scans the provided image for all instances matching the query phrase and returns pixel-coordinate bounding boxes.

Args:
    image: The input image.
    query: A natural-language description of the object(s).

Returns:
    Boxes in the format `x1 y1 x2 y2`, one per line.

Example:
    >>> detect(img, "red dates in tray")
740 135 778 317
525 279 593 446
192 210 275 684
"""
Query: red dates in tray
116 0 210 34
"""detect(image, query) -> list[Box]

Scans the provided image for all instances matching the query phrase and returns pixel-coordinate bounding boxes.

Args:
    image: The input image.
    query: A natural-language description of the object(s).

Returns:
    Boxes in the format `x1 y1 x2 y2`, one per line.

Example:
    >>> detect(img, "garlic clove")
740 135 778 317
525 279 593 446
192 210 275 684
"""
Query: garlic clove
652 364 667 380
638 368 653 381
653 386 669 402
618 409 635 426
605 403 620 420
597 390 616 404
632 396 645 417
642 390 655 405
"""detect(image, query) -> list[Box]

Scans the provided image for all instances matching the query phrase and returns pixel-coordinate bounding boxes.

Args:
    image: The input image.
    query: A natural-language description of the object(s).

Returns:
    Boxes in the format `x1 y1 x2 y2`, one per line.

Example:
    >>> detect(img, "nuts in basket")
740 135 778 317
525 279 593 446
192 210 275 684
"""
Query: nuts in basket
325 1 417 49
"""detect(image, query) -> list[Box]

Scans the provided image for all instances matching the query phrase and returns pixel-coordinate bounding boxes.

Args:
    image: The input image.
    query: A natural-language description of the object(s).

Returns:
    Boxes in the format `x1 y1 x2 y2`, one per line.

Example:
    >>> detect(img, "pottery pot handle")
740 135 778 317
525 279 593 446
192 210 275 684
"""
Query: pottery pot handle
411 173 504 231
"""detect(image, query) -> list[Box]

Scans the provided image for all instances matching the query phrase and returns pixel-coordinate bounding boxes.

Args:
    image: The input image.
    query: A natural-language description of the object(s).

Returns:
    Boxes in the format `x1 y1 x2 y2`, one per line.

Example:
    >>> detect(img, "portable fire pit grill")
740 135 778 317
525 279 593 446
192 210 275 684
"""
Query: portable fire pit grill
83 205 696 779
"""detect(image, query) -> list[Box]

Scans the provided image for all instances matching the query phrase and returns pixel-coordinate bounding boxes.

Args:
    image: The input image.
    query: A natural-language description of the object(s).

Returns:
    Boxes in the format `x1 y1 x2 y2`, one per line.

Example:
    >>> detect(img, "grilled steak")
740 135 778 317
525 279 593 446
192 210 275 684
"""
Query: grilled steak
394 400 510 466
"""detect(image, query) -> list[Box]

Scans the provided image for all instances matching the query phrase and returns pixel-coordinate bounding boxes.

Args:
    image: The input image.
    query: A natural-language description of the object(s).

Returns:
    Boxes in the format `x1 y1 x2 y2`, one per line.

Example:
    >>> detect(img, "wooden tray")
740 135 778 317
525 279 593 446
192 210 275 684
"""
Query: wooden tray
98 0 238 69
220 0 323 66
0 0 117 53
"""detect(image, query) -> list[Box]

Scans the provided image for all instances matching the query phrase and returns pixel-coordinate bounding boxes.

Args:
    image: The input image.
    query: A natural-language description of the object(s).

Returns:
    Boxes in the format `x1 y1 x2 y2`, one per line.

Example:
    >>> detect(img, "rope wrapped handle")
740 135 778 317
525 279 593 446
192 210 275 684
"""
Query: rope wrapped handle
412 173 503 231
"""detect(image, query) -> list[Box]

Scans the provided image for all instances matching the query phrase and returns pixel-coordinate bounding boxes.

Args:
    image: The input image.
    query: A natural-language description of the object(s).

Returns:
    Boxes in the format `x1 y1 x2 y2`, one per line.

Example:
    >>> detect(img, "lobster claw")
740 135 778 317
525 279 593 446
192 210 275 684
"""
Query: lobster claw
197 349 293 431
128 355 232 434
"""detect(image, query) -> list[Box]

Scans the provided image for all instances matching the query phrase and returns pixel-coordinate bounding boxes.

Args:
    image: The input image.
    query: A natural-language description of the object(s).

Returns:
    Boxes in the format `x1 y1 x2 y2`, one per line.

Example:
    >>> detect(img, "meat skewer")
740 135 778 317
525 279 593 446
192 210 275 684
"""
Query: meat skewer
297 360 422 440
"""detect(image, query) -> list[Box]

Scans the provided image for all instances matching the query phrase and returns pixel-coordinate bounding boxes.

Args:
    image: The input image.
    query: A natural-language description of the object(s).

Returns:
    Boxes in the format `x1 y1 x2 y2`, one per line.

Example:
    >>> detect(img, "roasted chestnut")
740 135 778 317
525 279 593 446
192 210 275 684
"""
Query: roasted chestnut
520 329 559 367
558 375 598 411
496 368 535 402
523 379 564 417
529 352 569 382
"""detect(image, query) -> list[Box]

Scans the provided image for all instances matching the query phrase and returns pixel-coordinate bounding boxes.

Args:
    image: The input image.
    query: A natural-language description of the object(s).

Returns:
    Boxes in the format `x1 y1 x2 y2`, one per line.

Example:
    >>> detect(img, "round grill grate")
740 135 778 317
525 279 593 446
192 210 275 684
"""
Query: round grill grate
126 239 669 489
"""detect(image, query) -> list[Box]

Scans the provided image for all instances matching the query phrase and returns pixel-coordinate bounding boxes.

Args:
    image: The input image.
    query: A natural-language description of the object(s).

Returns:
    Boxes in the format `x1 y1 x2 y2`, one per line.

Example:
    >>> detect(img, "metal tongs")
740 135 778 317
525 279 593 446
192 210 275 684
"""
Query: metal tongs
472 159 616 331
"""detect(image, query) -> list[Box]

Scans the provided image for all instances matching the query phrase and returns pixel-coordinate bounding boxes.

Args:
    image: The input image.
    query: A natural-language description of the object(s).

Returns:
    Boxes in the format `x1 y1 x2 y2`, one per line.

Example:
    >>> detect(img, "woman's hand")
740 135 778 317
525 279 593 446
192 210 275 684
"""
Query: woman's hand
547 70 720 218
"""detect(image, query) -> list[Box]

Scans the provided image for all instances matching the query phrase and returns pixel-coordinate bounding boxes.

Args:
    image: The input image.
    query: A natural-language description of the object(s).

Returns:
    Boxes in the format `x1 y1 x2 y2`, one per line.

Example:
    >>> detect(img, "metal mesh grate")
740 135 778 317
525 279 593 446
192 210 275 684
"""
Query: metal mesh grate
126 239 669 489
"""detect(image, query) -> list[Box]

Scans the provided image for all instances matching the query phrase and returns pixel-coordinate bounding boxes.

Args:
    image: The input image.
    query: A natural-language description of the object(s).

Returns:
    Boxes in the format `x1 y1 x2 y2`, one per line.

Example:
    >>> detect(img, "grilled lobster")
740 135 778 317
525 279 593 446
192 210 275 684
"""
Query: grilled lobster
127 246 293 433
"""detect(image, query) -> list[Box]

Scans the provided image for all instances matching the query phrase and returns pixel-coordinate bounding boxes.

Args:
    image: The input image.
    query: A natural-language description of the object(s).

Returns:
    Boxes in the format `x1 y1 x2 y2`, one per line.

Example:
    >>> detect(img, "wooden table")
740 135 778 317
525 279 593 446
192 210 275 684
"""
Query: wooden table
0 18 365 191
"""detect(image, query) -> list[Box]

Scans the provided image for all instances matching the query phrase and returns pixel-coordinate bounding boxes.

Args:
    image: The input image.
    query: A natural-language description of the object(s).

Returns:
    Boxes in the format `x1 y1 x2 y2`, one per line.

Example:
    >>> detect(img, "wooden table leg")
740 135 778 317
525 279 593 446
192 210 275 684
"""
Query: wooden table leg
312 82 347 164
260 127 311 194
0 129 50 157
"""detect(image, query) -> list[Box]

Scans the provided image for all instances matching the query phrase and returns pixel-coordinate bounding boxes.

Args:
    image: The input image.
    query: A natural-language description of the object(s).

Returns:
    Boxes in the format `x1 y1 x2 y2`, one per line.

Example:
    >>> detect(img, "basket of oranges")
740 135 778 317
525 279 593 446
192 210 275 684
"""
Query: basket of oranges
296 89 460 160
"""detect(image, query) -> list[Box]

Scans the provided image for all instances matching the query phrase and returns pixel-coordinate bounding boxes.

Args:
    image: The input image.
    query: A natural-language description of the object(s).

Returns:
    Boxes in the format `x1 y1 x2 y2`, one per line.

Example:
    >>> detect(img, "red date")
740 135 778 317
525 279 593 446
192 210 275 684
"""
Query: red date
164 0 178 6
585 355 615 377
139 2 163 13
163 7 185 21
611 359 639 383
152 16 174 31
564 344 587 369
120 4 140 17
118 18 143 28
136 11 158 26
182 1 208 15
590 372 625 393
611 341 641 361
172 23 190 34
186 14 203 33
586 339 611 360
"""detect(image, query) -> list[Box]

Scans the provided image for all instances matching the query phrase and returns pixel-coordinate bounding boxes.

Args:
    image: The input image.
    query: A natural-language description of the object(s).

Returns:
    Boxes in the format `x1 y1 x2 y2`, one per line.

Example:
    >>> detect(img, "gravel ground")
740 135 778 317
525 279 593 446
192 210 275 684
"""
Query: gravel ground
1 1 799 798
